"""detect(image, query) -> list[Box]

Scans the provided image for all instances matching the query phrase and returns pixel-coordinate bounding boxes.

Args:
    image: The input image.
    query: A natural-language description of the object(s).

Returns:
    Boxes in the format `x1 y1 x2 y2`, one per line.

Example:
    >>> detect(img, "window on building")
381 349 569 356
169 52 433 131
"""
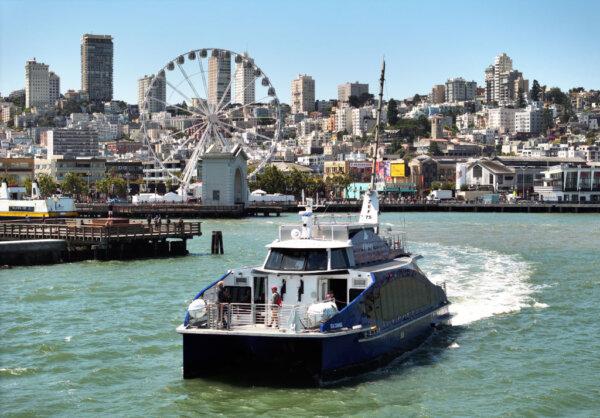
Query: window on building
213 190 220 201
472 165 482 178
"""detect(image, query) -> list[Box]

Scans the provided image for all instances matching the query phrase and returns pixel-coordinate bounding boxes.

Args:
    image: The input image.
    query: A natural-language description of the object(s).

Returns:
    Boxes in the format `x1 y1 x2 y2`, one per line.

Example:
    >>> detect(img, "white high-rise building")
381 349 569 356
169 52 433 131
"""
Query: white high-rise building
291 74 315 114
49 72 60 104
234 53 255 105
25 58 50 108
515 106 542 134
487 107 516 133
138 74 166 113
208 51 231 108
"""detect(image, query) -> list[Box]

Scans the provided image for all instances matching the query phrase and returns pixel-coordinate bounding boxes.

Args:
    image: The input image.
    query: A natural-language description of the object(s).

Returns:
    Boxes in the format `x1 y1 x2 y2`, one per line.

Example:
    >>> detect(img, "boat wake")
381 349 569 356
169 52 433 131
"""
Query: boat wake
414 242 542 326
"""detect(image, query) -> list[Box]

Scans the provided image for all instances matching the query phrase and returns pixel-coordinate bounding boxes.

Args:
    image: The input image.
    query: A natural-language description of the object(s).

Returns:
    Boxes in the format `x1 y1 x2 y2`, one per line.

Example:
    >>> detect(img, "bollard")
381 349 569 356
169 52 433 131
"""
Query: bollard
211 231 224 254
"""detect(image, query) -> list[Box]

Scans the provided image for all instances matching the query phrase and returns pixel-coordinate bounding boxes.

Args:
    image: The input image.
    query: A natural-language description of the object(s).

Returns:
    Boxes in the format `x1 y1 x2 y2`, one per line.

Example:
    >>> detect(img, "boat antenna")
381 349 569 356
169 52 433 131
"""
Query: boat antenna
370 57 386 190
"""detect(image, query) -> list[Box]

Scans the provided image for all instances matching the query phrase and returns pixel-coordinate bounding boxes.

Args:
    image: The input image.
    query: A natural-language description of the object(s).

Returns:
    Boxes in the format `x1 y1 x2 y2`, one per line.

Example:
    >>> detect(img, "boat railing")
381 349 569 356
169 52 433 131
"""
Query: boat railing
201 302 312 332
380 230 407 253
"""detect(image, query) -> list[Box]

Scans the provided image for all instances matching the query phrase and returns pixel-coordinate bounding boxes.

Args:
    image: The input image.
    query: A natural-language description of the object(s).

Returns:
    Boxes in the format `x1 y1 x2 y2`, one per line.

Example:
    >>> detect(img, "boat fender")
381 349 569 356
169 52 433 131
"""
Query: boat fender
188 298 207 320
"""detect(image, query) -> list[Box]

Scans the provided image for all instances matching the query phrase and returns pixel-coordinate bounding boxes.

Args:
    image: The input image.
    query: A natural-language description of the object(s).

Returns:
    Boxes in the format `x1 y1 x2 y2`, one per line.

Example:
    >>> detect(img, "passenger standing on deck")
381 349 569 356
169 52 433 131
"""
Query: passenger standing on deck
267 286 282 328
217 281 230 328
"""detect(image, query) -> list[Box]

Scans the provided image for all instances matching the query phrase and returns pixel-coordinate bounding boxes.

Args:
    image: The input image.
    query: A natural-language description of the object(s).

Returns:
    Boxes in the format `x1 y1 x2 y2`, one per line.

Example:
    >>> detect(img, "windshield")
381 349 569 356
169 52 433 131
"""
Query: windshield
265 248 328 271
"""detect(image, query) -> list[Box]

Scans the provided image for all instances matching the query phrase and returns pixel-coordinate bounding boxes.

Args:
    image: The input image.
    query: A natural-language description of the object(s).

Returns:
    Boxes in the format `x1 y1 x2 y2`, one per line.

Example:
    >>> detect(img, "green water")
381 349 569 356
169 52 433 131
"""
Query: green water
1 213 599 417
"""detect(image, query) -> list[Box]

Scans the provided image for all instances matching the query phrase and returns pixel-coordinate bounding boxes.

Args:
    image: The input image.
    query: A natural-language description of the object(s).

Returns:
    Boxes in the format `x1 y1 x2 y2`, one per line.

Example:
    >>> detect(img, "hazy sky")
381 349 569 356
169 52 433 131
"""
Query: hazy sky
1 0 599 104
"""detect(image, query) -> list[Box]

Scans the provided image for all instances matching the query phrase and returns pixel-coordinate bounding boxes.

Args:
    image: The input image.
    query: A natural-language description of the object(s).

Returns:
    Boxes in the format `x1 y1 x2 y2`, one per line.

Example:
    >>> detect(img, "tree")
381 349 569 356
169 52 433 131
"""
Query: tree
517 86 526 108
61 172 89 199
37 174 58 197
24 177 32 195
530 80 541 102
253 165 286 194
4 174 19 186
428 141 442 156
387 99 399 126
412 94 421 104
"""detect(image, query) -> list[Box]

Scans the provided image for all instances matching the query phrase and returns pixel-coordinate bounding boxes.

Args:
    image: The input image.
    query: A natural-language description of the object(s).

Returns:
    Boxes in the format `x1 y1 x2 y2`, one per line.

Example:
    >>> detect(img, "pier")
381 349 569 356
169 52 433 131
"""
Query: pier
73 202 600 218
0 218 202 266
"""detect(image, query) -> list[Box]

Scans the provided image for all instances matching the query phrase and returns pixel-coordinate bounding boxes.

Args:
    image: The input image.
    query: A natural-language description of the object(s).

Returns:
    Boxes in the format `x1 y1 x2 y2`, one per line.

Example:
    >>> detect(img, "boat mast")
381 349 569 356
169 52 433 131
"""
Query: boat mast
370 58 386 190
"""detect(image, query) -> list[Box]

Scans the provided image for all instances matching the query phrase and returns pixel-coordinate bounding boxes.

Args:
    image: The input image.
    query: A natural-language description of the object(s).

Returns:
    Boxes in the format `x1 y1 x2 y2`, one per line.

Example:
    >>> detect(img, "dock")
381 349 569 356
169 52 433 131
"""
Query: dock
71 202 600 219
0 218 202 266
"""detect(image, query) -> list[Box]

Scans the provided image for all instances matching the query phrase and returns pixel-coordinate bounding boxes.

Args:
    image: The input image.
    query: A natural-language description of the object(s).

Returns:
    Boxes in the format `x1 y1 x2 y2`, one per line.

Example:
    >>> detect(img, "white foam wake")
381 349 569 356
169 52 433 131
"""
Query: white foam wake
414 242 541 326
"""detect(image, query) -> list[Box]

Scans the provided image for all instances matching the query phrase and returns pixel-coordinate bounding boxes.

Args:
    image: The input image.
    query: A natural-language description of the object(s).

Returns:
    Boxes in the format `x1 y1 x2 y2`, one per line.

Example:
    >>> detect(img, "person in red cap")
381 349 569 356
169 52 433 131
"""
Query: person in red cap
267 286 282 328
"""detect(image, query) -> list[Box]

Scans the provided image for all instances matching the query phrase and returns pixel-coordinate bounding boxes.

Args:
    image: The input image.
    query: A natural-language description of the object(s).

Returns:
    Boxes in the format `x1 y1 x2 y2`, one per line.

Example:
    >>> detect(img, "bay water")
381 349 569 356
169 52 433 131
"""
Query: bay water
1 212 599 417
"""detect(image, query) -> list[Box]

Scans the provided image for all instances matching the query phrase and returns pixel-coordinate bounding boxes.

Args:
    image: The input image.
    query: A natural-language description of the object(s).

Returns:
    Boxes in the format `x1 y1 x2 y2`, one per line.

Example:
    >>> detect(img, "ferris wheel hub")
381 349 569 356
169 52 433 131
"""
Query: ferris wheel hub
208 113 220 124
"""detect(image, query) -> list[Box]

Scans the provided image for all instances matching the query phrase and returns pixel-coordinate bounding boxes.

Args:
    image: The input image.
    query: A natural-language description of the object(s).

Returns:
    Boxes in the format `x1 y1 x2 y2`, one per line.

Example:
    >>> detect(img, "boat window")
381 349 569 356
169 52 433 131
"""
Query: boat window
330 248 350 269
265 249 328 271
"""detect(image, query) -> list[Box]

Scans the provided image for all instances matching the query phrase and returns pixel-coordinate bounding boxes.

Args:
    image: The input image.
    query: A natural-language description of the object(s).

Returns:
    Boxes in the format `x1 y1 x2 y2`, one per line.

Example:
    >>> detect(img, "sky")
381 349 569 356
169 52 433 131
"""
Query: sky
1 0 599 104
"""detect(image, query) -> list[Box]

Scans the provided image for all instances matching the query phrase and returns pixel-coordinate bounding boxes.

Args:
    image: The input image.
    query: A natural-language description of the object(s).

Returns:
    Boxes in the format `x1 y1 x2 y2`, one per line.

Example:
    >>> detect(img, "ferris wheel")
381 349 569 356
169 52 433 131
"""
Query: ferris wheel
140 48 281 196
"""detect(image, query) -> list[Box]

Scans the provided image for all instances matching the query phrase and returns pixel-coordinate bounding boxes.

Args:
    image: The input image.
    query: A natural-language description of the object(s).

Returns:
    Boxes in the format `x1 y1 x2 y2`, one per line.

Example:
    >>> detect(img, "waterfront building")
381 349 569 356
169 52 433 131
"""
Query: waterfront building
200 145 248 206
291 74 315 114
25 59 50 108
445 78 477 103
430 84 445 104
138 74 166 113
234 53 255 105
0 157 34 185
462 158 516 192
34 156 106 184
207 51 231 108
81 34 113 102
337 82 369 103
46 128 99 157
534 164 600 202
48 72 60 104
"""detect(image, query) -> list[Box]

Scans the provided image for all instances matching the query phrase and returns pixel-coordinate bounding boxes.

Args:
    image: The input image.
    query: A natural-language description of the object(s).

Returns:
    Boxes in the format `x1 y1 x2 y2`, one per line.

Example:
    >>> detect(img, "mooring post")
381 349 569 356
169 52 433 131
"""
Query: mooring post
211 231 224 255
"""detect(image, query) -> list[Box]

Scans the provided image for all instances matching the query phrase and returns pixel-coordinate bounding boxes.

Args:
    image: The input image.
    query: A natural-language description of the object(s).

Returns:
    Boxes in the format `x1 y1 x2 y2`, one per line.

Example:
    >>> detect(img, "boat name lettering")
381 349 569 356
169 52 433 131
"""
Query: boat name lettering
8 206 35 212
329 322 343 329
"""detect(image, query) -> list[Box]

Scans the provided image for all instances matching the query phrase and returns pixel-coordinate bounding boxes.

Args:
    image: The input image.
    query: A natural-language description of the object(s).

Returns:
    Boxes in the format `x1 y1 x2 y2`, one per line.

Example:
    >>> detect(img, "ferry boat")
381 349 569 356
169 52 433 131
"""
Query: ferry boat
0 179 77 219
176 61 451 385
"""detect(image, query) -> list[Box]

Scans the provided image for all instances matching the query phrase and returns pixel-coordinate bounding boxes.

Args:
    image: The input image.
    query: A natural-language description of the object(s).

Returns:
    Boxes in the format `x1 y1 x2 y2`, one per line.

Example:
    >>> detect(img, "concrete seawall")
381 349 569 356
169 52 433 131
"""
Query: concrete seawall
0 239 67 266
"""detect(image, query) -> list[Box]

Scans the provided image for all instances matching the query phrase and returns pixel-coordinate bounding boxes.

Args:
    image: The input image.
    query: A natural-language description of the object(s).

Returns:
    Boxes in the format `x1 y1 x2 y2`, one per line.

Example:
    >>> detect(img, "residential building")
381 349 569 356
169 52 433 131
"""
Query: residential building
49 71 60 103
430 84 445 104
445 78 477 102
514 106 542 134
352 107 375 136
1 102 16 123
335 105 353 133
534 164 600 202
138 74 166 113
484 53 529 106
81 34 113 102
338 82 369 103
46 129 99 157
25 58 50 108
291 74 315 114
234 53 255 105
487 107 516 133
208 51 231 108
